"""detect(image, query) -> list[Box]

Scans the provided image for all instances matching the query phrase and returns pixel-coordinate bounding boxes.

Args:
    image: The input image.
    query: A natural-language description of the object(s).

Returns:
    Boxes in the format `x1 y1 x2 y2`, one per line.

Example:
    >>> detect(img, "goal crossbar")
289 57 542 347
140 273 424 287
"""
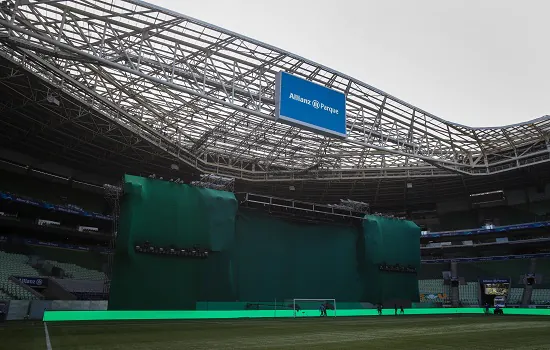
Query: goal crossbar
292 298 337 317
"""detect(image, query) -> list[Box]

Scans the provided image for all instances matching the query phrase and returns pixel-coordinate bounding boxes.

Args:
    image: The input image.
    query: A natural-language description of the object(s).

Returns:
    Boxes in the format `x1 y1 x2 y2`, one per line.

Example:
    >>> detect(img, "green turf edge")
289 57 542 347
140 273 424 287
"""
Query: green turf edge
42 308 550 322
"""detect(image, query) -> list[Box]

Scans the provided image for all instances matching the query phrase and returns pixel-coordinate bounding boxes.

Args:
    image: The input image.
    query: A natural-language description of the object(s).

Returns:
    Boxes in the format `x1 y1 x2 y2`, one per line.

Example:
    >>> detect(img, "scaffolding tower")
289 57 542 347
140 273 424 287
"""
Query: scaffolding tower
102 183 122 296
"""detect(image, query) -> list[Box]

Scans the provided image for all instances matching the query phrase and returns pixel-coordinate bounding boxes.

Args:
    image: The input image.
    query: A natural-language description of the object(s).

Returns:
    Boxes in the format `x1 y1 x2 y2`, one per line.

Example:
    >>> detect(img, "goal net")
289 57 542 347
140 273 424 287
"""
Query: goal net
292 299 337 317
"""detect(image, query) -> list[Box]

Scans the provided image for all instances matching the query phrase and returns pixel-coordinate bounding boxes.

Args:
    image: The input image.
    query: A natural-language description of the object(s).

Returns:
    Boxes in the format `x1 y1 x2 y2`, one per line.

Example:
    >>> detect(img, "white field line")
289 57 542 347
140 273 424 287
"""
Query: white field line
44 322 53 350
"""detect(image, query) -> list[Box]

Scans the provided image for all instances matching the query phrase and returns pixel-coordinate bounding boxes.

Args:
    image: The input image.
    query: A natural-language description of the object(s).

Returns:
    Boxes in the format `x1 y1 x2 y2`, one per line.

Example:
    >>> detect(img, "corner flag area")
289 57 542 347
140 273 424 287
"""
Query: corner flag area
4 316 550 350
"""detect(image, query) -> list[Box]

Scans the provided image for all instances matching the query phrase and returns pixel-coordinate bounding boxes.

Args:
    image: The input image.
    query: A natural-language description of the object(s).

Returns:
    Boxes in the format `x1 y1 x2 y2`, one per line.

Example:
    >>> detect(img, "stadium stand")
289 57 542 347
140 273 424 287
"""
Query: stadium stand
508 287 525 304
0 169 107 214
0 251 40 300
0 0 548 320
529 261 550 304
0 242 108 300
530 288 550 305
43 260 106 280
458 282 479 305
53 279 106 300
0 289 10 300
29 246 107 272
418 279 449 304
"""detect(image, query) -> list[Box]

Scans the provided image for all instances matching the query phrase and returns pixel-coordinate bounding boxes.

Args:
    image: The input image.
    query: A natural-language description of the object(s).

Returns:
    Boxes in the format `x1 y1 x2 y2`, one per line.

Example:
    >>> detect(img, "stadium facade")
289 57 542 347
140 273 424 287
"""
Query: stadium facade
0 0 550 321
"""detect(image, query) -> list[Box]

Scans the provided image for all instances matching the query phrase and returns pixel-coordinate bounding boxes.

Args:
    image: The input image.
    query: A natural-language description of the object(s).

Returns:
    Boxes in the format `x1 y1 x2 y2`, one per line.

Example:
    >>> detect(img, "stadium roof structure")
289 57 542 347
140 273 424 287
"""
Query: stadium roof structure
0 0 549 203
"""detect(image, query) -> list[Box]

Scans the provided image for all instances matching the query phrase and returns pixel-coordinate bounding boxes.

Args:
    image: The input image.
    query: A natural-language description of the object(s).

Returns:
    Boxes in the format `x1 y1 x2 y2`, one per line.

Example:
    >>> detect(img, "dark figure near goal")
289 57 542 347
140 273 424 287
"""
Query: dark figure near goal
400 305 404 315
377 304 383 315
319 303 327 317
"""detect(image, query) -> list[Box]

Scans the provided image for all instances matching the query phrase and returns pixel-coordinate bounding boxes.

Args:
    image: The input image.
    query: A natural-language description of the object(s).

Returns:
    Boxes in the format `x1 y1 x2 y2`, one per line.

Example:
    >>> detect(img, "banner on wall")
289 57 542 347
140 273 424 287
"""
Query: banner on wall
424 221 550 238
480 278 510 284
0 191 112 221
420 293 447 302
13 276 48 288
422 252 550 264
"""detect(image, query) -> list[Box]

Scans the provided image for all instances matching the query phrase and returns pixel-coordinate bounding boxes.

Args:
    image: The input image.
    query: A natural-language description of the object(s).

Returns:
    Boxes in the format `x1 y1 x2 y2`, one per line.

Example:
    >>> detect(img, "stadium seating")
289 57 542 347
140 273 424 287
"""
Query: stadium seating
530 288 550 305
458 282 479 305
0 289 10 300
44 260 106 280
507 287 524 304
0 251 40 300
418 279 450 304
0 248 107 301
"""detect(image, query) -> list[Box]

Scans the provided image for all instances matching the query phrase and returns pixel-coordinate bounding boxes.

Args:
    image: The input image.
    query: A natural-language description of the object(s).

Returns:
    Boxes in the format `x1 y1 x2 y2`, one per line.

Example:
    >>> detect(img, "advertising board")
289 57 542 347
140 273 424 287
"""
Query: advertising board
275 72 346 137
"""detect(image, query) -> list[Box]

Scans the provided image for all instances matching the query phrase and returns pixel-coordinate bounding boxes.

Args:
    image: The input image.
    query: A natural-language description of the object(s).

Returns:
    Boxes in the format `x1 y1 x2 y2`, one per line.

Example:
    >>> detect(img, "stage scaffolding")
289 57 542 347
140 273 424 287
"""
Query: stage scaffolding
102 183 122 296
236 193 367 224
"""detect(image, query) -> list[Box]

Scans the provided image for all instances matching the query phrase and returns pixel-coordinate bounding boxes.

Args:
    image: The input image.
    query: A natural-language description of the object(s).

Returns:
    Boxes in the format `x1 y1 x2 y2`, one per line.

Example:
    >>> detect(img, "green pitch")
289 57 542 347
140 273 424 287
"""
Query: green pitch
4 316 550 349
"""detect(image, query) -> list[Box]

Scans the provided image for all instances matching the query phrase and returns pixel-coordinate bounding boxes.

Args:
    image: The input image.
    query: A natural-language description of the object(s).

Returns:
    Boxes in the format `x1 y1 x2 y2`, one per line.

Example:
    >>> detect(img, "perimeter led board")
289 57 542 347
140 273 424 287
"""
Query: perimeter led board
43 308 550 322
275 72 347 138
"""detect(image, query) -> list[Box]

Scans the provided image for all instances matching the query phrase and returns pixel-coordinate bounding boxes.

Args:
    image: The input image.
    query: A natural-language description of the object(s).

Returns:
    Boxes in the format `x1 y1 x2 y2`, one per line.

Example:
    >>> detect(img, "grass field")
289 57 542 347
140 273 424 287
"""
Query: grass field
3 315 550 349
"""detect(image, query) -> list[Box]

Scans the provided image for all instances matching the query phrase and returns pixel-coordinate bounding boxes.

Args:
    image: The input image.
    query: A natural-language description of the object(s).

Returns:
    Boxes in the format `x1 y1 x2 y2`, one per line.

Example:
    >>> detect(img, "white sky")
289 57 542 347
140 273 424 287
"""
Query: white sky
149 0 549 127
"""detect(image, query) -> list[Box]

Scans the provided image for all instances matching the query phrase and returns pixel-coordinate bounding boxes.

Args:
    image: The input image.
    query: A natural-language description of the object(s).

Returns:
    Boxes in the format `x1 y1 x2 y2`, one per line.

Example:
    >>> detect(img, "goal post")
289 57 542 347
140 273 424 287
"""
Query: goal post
292 299 337 317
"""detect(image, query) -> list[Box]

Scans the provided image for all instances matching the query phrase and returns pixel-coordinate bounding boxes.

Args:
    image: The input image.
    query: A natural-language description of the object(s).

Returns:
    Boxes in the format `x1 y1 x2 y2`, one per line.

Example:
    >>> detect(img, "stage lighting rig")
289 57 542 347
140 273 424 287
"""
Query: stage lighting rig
134 242 210 259
103 184 123 196
191 174 235 192
328 199 370 214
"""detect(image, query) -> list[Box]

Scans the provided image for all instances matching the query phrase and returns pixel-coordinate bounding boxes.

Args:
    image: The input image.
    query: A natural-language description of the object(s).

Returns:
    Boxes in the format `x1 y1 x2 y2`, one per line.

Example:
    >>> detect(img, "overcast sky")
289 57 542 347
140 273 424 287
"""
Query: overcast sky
149 0 549 127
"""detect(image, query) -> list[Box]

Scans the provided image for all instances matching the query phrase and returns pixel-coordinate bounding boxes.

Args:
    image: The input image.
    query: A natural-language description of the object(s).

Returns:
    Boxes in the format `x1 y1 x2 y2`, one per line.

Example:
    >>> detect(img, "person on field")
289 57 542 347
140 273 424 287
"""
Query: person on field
319 303 326 317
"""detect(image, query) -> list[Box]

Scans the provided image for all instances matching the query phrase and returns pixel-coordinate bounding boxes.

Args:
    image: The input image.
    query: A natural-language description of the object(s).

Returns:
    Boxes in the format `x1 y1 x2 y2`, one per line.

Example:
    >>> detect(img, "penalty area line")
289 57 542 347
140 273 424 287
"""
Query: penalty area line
44 322 53 350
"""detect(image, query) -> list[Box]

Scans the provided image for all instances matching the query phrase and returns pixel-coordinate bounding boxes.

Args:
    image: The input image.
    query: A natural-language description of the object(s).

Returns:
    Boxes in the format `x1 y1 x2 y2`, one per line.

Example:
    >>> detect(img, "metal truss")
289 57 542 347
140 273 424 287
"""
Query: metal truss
237 193 366 222
191 173 235 192
0 0 549 181
328 199 370 214
0 58 177 175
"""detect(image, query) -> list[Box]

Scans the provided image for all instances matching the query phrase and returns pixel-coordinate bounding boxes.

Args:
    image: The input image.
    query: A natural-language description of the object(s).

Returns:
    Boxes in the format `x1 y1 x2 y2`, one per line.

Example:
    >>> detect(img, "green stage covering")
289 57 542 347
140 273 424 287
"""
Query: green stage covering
232 210 363 302
362 215 421 304
109 175 238 310
109 175 421 310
